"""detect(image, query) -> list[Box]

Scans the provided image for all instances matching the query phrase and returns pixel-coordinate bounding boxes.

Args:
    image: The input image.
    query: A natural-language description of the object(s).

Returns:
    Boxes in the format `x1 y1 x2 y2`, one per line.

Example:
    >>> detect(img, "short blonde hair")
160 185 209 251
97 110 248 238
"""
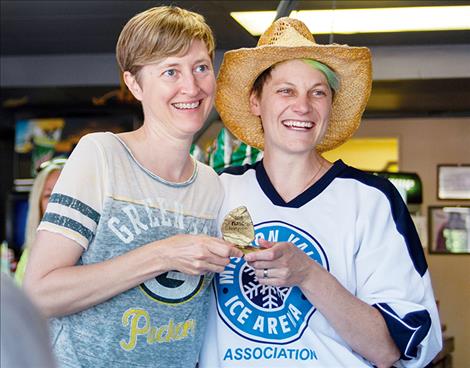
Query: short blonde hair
116 6 215 77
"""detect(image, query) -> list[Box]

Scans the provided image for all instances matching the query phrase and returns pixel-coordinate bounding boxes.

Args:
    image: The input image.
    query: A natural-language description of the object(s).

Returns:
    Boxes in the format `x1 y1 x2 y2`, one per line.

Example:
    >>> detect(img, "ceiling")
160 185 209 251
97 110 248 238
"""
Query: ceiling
1 0 470 55
1 0 470 118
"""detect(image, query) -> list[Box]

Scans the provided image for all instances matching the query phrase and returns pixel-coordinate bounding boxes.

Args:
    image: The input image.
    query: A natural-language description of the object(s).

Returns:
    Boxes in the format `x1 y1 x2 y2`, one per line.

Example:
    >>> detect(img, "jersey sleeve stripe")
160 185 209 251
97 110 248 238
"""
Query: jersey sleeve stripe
49 193 100 224
340 166 428 277
374 302 432 360
42 213 95 243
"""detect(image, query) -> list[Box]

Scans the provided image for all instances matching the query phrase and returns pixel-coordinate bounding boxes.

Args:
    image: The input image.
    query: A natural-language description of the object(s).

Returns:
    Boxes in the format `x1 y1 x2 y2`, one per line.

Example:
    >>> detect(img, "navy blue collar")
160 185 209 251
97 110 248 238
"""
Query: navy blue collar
255 159 348 208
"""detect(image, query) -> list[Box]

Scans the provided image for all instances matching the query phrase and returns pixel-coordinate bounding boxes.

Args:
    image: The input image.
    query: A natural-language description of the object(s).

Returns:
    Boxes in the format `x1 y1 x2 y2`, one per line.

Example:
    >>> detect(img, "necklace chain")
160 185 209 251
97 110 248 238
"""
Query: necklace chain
301 159 324 192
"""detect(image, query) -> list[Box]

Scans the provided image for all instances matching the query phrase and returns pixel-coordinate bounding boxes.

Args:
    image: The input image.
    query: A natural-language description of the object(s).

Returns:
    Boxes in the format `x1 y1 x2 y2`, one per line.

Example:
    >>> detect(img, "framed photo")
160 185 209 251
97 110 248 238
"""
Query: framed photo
428 206 470 254
437 164 470 200
14 115 137 178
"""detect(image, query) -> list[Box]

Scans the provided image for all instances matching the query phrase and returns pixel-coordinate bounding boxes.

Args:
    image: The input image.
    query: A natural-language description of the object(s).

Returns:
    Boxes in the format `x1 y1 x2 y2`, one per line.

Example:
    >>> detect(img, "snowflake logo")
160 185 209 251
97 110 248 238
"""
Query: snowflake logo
240 264 290 310
214 220 329 343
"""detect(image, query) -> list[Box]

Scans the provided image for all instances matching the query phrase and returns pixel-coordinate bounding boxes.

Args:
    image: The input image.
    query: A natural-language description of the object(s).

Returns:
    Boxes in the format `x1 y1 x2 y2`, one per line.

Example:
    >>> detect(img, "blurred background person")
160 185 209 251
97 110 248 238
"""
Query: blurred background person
1 273 57 367
15 158 65 285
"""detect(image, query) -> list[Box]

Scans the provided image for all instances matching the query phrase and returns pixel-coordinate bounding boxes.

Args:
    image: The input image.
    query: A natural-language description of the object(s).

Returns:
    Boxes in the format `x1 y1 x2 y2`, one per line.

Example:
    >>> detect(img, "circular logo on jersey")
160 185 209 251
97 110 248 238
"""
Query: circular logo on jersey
215 220 329 344
140 271 204 305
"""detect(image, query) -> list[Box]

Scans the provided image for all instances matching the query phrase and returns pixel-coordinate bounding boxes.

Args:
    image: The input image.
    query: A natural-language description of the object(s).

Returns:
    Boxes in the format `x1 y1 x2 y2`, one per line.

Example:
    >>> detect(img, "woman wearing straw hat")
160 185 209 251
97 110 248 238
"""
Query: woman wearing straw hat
200 18 441 368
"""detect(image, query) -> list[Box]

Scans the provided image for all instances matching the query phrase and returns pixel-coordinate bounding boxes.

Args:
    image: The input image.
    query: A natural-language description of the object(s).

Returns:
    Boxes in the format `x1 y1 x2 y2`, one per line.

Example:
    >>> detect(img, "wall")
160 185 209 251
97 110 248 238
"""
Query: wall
355 117 470 368
0 111 14 243
2 44 470 88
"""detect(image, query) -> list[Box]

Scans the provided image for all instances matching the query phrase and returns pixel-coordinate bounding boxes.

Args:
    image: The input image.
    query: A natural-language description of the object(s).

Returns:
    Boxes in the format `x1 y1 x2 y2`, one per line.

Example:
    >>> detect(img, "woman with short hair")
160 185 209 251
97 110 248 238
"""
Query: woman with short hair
24 6 242 367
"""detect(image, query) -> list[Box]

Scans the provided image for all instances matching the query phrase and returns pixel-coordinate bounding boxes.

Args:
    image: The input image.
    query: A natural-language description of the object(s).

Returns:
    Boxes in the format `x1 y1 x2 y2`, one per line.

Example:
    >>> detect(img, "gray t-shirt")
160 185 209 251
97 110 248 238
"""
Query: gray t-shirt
39 132 223 368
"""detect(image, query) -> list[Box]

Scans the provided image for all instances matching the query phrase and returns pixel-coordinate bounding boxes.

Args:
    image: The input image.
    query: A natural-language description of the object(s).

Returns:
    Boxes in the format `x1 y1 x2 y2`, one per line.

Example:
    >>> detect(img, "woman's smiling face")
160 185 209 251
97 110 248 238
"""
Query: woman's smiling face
127 39 216 139
250 59 333 155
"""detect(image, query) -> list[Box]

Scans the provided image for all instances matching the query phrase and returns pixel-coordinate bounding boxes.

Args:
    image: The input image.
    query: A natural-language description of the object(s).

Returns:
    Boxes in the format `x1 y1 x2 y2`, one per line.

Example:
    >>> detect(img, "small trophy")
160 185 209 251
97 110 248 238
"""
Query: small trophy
221 206 259 254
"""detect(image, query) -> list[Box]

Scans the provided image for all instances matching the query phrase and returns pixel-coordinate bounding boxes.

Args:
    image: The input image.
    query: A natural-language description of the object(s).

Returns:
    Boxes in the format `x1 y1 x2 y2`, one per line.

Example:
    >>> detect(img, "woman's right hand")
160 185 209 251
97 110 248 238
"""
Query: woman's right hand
24 231 242 318
157 234 243 275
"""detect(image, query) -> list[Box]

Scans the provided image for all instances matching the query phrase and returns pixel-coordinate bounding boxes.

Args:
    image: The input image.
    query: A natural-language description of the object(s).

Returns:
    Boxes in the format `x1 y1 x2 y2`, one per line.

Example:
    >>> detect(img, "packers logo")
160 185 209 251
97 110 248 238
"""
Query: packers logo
140 271 205 305
215 220 329 344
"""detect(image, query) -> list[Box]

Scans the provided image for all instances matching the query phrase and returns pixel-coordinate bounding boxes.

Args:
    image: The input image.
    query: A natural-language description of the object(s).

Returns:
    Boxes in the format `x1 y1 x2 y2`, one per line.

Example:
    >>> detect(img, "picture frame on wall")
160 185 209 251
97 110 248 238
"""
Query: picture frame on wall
14 115 137 179
437 164 470 200
428 206 470 254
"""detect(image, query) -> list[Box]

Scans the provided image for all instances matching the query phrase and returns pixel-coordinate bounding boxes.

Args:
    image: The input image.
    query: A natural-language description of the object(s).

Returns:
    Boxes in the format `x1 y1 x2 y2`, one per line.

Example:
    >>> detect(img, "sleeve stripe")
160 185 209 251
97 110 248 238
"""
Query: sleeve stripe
49 193 100 224
374 303 432 360
339 165 428 276
42 213 94 243
376 304 420 359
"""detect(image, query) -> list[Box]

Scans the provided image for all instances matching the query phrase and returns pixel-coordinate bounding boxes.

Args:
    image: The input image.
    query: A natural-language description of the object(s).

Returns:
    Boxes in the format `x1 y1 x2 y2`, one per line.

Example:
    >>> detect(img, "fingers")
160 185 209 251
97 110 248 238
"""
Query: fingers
254 267 277 280
244 242 311 287
175 248 231 274
206 239 244 258
188 244 234 270
220 244 244 258
246 260 274 270
244 246 278 262
170 235 243 275
245 241 298 262
258 238 275 249
204 254 231 268
228 246 244 258
182 259 228 275
256 277 286 287
251 267 290 287
196 261 229 274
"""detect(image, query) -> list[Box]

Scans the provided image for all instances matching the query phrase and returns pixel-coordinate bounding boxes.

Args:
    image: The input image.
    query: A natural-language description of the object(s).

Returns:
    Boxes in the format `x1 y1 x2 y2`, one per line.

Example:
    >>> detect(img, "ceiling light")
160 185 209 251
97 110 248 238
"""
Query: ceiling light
231 6 470 36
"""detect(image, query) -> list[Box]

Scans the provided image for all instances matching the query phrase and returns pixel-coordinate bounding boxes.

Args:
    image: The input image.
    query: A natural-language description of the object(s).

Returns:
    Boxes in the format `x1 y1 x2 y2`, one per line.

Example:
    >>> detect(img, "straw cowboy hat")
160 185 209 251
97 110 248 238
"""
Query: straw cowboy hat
215 17 372 152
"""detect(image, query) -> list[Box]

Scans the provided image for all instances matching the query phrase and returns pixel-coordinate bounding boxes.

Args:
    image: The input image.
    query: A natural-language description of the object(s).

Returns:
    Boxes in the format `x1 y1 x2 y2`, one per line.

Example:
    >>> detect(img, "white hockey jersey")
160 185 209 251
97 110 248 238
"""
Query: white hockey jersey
200 160 442 368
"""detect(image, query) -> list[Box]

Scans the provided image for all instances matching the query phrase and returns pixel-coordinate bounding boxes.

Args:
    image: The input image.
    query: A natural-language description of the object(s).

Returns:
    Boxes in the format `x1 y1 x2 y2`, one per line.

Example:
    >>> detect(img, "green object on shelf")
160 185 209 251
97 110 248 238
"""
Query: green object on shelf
369 171 423 204
207 128 263 172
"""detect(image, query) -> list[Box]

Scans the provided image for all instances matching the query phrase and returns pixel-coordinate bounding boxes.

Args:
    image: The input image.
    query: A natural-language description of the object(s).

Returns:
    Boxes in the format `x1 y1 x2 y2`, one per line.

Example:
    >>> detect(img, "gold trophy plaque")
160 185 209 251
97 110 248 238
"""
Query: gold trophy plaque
221 206 258 254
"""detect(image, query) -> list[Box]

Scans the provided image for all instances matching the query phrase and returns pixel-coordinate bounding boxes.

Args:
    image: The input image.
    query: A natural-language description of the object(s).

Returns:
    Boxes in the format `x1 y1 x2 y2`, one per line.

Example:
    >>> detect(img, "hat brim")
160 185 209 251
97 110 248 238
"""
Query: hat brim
215 44 372 152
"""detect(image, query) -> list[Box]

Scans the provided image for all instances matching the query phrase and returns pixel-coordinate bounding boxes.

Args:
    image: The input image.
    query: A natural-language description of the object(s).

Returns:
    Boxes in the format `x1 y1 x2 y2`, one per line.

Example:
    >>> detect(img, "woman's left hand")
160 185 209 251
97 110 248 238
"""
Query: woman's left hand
244 239 318 287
